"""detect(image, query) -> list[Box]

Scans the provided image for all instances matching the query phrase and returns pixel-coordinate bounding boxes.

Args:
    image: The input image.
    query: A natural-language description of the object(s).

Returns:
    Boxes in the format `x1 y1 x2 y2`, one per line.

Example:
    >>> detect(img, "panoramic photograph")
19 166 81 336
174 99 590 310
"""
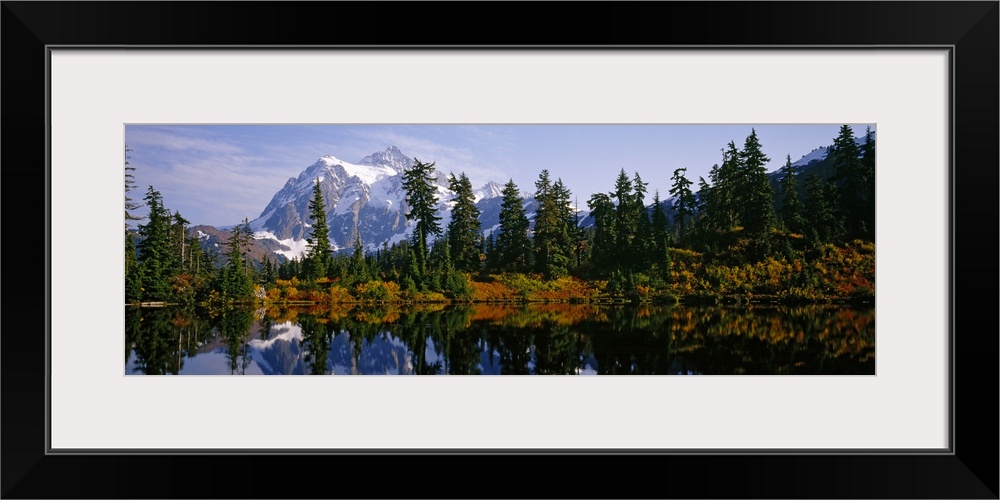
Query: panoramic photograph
124 124 875 375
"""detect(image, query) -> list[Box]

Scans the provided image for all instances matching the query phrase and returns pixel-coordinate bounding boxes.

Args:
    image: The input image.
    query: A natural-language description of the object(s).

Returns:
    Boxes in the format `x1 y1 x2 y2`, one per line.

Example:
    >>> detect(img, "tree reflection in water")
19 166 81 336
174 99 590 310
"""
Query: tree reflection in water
126 303 874 375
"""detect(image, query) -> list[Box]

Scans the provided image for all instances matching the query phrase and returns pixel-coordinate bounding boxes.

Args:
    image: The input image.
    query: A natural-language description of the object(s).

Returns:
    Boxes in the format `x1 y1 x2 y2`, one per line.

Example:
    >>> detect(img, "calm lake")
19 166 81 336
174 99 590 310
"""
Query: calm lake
125 303 874 375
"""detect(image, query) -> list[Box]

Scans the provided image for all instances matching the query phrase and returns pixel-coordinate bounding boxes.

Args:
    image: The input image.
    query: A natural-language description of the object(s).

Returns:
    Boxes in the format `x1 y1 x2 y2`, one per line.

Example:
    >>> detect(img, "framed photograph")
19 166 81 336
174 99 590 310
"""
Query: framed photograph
4 2 996 498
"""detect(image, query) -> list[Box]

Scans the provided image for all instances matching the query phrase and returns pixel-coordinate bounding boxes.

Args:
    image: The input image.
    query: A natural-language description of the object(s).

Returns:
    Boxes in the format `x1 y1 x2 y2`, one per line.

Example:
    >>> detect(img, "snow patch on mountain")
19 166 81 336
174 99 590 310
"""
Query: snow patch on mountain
791 147 829 167
321 155 396 184
254 230 311 260
368 176 403 209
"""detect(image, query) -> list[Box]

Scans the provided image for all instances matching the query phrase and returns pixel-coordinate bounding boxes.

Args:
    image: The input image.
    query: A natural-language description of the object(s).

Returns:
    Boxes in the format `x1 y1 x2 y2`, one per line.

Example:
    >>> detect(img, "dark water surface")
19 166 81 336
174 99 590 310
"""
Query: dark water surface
125 303 874 375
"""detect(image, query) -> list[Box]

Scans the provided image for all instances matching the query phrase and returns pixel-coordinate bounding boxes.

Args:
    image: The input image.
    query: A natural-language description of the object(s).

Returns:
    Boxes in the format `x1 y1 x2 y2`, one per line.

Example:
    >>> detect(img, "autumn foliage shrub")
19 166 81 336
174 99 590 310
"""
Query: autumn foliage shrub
806 241 875 300
470 280 520 302
328 286 355 303
406 290 449 303
487 273 598 302
354 280 401 303
668 241 874 302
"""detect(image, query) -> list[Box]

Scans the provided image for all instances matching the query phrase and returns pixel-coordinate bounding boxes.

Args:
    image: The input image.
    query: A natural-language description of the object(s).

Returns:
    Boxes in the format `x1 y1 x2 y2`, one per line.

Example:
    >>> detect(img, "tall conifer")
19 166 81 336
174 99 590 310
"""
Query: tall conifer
304 179 332 280
668 167 695 243
831 124 864 240
401 159 443 284
136 186 174 300
738 128 776 238
496 179 532 272
447 172 482 272
778 154 805 234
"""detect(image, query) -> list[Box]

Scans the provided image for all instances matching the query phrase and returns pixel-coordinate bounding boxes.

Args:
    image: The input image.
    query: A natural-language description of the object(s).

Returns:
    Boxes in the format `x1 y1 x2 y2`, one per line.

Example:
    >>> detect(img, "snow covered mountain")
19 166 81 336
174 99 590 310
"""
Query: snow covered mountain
248 146 512 261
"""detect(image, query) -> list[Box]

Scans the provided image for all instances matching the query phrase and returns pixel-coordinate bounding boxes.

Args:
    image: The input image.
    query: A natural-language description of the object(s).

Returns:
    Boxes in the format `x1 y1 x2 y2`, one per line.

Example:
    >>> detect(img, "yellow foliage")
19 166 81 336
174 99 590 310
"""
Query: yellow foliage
354 280 401 303
328 286 355 303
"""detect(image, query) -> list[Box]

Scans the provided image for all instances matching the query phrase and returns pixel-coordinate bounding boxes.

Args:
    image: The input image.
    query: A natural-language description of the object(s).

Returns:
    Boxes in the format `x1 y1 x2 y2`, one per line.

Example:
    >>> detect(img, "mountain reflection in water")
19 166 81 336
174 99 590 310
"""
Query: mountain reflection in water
125 303 874 375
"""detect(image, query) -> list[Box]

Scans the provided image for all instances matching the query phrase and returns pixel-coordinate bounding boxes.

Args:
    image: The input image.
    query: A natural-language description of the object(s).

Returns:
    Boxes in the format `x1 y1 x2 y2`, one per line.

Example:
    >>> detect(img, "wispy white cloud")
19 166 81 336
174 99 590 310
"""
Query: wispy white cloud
126 127 244 154
127 126 307 226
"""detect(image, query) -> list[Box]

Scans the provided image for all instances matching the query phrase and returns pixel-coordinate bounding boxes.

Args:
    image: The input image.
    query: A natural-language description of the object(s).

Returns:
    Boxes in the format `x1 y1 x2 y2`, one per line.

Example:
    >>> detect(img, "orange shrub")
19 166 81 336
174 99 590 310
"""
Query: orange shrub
470 280 520 302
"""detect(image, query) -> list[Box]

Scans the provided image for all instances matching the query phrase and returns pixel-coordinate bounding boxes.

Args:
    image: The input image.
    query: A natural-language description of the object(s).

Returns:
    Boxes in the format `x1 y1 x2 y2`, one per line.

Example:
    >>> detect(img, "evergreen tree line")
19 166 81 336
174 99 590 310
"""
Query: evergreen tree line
125 145 269 304
280 125 873 290
126 125 874 303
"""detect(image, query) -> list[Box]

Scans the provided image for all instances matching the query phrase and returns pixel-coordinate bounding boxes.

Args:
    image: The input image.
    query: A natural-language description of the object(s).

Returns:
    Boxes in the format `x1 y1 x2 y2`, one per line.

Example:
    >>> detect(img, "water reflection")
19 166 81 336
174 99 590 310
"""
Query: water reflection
126 304 874 375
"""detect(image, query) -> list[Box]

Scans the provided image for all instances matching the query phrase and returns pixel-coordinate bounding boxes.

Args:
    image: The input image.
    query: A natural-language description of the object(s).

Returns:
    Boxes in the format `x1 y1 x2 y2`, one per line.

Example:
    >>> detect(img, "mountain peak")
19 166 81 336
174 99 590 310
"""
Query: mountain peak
474 181 505 202
357 146 413 173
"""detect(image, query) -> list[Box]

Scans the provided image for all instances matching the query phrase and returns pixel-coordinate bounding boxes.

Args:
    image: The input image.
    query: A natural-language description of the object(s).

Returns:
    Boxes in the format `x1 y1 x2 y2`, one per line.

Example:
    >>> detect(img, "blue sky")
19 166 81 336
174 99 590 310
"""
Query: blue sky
125 124 873 227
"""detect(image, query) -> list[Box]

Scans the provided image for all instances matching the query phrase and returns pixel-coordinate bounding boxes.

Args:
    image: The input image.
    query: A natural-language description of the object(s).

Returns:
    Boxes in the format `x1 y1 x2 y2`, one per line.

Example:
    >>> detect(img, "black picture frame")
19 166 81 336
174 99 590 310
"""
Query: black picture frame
3 2 997 498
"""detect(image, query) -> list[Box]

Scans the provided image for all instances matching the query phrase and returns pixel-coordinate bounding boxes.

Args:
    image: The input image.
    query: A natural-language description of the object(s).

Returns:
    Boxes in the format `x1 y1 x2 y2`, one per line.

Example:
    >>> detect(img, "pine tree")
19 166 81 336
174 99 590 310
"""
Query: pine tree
125 231 142 302
351 233 370 282
694 175 717 235
831 124 865 240
778 154 805 234
715 144 741 229
496 179 532 272
170 211 190 272
426 235 446 291
695 146 740 244
861 126 876 241
631 172 651 269
186 234 206 277
587 191 616 276
447 172 482 273
532 170 570 278
668 167 695 243
552 178 576 273
612 169 635 270
803 173 842 244
124 145 143 302
262 257 276 286
303 179 332 280
200 243 219 277
532 169 554 275
221 219 254 299
572 197 587 268
650 190 672 279
124 145 142 229
401 159 443 284
738 128 776 239
136 186 175 301
483 232 499 273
